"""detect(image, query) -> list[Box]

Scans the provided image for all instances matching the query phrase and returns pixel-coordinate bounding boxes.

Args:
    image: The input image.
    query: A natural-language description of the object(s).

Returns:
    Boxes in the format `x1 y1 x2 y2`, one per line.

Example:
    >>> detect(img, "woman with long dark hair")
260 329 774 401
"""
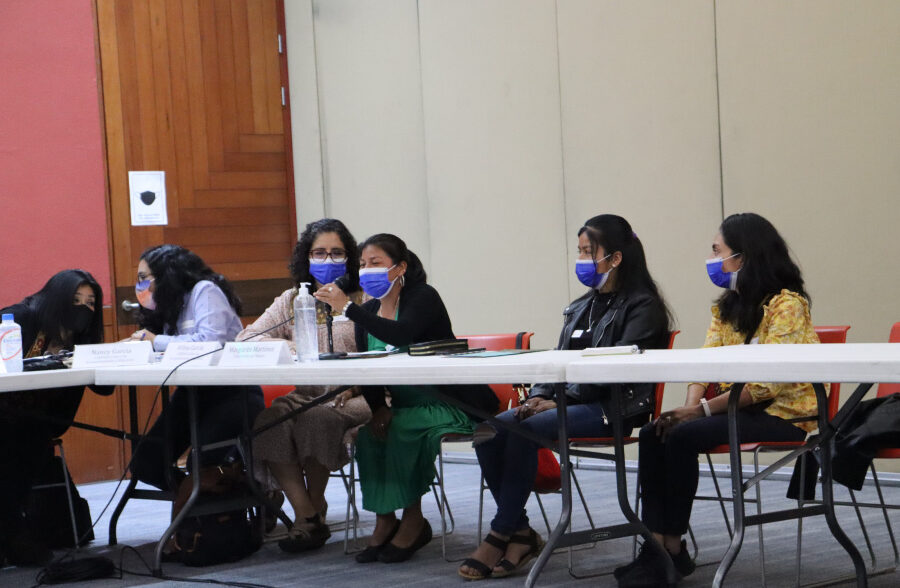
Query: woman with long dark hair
458 214 672 580
242 218 370 553
128 245 264 490
615 213 819 587
315 233 492 564
0 269 108 565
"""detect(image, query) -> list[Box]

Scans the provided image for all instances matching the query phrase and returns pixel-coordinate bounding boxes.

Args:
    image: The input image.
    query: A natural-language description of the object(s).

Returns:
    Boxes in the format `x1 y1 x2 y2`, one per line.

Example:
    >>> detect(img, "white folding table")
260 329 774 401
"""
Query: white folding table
92 350 579 574
564 343 900 588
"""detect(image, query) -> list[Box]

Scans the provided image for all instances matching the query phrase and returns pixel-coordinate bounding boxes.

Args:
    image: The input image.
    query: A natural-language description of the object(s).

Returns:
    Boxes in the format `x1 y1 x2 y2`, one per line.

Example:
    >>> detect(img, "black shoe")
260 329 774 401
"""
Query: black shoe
355 520 400 563
614 542 655 580
670 540 695 578
377 519 432 563
278 513 331 553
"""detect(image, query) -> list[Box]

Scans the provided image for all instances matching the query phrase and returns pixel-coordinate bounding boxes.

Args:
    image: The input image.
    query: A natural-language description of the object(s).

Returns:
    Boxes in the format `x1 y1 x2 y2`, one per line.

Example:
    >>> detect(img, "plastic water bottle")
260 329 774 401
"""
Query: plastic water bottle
293 283 319 362
0 313 23 373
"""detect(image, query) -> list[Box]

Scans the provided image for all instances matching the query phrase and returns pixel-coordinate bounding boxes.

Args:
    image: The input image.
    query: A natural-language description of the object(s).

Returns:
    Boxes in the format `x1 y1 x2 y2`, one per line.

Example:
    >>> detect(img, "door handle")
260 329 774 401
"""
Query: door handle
121 300 140 311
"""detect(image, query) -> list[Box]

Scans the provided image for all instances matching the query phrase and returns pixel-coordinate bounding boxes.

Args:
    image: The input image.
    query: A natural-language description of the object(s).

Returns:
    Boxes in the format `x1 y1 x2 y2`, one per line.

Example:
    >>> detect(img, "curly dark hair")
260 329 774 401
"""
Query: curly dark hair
20 269 104 347
715 212 809 336
289 218 360 294
359 233 427 287
137 244 241 335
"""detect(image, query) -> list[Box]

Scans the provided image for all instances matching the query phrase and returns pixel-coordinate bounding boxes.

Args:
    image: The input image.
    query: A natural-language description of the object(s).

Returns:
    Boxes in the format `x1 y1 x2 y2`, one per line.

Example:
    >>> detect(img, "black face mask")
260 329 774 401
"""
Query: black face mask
67 304 95 335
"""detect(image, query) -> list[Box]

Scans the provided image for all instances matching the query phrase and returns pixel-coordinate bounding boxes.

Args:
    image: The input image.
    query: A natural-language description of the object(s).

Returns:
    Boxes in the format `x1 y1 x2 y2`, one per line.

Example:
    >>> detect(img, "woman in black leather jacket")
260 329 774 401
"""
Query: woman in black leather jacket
459 214 672 580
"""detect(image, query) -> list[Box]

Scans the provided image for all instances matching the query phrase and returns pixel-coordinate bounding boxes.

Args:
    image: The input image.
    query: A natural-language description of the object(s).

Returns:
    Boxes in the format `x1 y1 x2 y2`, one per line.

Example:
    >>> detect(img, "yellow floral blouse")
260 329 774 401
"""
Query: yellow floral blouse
697 289 820 432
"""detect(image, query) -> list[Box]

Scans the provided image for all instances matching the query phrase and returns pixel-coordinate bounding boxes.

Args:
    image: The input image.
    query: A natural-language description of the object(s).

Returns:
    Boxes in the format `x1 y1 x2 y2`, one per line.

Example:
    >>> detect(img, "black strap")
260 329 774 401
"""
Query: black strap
515 331 525 349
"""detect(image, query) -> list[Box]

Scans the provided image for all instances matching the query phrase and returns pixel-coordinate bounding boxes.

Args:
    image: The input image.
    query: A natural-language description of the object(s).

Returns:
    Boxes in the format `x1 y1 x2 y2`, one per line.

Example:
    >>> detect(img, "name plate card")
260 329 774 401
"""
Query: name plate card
72 341 154 368
161 342 223 367
218 341 293 367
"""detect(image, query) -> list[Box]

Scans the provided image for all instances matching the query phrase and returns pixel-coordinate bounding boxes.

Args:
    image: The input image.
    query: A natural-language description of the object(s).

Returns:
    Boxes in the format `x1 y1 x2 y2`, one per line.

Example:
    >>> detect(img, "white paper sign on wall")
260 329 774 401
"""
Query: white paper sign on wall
128 170 168 226
218 341 293 367
72 341 154 368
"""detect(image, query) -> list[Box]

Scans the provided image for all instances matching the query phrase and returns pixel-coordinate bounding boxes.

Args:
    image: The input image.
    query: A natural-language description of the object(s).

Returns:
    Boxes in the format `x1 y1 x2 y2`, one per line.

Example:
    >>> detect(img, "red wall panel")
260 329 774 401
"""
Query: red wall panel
0 0 111 304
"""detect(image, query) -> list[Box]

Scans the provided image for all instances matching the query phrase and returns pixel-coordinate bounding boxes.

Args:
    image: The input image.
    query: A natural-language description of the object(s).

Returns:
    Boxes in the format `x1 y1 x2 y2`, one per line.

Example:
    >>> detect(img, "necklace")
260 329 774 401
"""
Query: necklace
585 292 615 332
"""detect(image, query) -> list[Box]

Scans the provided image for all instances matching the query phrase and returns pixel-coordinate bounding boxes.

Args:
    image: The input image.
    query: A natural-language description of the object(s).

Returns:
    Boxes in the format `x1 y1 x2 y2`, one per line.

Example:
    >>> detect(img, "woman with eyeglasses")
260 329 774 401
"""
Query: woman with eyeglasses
242 218 369 553
0 270 109 566
614 213 819 587
127 245 265 492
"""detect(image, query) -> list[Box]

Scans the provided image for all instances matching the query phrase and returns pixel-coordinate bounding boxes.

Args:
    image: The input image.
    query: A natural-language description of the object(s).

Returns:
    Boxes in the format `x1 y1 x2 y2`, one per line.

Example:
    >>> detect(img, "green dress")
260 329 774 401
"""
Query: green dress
355 333 474 514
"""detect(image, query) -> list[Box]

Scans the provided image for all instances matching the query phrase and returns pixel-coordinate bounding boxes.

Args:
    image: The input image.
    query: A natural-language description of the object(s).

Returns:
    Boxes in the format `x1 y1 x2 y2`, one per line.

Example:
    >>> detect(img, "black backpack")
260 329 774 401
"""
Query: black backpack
166 464 263 567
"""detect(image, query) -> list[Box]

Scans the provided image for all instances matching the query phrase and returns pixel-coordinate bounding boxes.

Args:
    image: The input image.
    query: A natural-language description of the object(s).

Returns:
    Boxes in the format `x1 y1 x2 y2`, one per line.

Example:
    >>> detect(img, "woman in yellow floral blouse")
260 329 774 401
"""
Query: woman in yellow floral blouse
615 213 818 588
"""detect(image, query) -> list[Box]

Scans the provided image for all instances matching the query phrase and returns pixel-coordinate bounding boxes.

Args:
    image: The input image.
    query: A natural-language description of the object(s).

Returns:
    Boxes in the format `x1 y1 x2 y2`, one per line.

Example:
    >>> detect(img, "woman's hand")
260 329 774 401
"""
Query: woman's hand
369 406 393 440
313 283 349 311
655 404 704 441
515 398 557 420
332 388 355 409
126 329 156 343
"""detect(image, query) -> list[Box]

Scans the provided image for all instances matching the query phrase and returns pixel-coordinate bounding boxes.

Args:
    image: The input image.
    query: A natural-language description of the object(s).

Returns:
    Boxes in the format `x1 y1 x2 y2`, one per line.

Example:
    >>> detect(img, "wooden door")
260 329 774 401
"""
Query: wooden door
66 0 296 483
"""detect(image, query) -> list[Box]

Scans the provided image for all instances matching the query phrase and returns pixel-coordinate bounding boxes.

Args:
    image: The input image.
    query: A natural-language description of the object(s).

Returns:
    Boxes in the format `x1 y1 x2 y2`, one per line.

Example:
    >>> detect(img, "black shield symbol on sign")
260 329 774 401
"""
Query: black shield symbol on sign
140 191 156 205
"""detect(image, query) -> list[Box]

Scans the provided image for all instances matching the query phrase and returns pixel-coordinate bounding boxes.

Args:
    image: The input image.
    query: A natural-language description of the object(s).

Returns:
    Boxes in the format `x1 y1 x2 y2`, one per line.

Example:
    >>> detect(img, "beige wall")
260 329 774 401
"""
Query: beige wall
285 1 900 406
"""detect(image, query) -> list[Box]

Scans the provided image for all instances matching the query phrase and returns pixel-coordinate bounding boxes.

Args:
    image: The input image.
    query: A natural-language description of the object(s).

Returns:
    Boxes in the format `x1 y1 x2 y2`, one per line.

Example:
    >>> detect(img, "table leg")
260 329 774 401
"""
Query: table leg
109 385 141 545
609 386 676 585
815 382 867 587
152 386 201 575
525 389 572 588
714 384 746 588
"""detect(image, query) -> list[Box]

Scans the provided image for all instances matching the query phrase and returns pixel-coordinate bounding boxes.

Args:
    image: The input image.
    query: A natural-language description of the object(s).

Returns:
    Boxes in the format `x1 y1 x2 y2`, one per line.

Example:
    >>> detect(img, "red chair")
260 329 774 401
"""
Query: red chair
436 332 534 561
846 321 900 573
696 325 850 585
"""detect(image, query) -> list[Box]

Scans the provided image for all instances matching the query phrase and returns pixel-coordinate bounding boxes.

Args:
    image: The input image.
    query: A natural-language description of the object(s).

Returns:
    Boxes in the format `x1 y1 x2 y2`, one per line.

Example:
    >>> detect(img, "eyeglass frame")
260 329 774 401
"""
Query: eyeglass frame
309 248 348 263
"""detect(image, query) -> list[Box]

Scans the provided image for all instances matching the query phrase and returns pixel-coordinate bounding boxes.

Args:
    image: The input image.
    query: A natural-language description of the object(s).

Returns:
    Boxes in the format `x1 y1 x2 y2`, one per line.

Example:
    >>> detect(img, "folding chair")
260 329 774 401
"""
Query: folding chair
31 438 80 549
436 332 534 561
694 325 850 586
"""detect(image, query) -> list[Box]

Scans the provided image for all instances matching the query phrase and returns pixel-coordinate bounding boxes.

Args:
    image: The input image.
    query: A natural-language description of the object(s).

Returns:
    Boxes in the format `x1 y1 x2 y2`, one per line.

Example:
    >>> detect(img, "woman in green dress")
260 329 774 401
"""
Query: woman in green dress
314 233 479 564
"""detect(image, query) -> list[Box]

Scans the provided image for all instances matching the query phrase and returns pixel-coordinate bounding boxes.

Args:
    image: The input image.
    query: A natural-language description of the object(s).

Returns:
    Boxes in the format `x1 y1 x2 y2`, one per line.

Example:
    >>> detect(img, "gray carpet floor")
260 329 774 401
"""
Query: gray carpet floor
2 457 899 587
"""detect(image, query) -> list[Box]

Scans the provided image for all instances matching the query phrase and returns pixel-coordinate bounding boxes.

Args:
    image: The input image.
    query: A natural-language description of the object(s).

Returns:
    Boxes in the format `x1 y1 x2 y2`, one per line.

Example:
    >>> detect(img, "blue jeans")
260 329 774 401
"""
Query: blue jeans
475 402 616 535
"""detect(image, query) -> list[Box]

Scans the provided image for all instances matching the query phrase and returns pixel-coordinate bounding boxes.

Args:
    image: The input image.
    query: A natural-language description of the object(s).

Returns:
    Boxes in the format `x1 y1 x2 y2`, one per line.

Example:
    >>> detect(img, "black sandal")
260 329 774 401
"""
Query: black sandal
491 528 544 578
278 513 331 553
458 533 510 581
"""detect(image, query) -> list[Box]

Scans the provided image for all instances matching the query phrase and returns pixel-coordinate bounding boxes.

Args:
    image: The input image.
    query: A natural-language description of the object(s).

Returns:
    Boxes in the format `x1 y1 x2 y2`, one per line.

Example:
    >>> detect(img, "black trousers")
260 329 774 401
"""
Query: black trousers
638 410 806 536
130 385 264 490
0 418 55 541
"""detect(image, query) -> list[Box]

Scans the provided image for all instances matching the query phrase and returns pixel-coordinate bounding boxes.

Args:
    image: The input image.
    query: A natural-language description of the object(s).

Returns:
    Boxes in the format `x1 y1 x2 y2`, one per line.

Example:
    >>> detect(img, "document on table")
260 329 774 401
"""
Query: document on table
581 345 642 356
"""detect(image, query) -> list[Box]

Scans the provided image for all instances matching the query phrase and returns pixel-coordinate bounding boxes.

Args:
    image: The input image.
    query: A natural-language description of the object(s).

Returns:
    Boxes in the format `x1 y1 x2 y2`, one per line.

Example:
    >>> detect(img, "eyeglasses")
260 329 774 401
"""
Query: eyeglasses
309 248 347 263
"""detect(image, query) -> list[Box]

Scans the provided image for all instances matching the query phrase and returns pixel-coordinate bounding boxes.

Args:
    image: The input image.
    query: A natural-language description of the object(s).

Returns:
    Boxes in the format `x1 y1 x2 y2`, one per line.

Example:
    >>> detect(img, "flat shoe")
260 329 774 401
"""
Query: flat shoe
355 520 400 563
491 528 544 579
458 533 509 581
378 519 432 563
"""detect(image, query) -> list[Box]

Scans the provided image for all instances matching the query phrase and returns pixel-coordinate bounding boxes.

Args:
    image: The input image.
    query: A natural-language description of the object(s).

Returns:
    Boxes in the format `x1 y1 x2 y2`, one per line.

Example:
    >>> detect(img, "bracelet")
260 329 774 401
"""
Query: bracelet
700 397 712 417
341 300 353 315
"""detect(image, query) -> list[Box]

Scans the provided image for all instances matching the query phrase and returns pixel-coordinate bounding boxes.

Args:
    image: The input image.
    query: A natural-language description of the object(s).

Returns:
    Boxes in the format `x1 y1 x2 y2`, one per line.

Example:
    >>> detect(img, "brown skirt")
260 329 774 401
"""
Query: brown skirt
253 387 371 473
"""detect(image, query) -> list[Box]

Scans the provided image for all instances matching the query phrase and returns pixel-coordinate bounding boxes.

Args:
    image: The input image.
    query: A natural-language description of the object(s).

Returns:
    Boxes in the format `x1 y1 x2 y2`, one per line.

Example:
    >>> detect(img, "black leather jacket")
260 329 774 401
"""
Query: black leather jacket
529 288 669 421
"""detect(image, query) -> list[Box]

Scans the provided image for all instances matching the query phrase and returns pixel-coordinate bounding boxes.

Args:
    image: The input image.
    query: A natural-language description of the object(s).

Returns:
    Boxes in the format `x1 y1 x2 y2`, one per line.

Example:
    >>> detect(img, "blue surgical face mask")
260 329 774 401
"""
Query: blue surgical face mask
706 253 741 290
308 259 346 285
575 255 612 289
359 265 398 299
